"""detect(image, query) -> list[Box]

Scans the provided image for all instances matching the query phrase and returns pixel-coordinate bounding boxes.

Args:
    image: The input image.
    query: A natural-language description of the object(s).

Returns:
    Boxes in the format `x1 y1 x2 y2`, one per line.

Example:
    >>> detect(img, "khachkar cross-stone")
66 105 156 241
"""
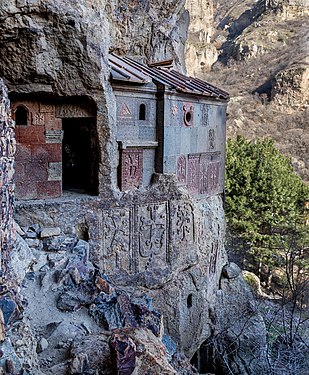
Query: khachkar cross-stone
121 149 143 190
137 203 167 271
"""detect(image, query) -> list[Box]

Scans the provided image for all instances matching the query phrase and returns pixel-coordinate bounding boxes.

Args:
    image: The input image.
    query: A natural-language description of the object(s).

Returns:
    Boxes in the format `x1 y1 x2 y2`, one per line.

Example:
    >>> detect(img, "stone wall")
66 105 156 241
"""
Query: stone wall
12 98 98 200
0 79 16 280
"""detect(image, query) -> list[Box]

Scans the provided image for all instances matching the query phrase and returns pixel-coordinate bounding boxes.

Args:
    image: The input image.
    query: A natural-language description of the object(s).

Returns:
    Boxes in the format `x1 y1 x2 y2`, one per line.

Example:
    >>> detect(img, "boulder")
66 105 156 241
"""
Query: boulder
221 262 241 279
69 334 112 375
40 227 61 239
110 328 177 375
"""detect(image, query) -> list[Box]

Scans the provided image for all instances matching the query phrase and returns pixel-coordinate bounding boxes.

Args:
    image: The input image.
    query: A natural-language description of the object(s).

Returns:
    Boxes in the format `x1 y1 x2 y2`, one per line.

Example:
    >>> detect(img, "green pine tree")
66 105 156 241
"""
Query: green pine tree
225 136 309 283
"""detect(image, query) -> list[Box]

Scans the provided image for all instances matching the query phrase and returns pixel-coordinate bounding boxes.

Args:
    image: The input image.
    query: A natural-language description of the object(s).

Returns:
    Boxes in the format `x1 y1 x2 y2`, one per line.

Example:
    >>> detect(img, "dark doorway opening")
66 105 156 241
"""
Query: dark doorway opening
191 338 224 375
62 118 99 195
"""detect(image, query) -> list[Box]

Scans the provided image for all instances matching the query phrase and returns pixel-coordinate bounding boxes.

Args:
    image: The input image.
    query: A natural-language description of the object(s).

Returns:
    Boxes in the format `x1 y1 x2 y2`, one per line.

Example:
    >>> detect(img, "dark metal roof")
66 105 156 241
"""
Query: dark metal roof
109 53 229 100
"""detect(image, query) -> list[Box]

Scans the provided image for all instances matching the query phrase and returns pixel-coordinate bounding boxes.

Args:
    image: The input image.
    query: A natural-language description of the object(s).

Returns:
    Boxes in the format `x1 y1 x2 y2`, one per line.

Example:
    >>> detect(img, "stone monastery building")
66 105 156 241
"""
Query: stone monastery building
12 54 229 200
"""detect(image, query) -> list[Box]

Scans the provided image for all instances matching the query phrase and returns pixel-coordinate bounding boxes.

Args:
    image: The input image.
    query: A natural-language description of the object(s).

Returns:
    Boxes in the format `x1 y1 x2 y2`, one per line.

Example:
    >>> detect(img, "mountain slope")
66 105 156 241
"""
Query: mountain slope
185 0 309 181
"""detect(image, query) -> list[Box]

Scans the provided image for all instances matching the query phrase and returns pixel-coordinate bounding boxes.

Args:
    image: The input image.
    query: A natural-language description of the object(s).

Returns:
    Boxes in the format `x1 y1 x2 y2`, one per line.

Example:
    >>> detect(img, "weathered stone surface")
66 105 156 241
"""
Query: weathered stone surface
36 337 48 353
110 328 177 375
185 0 217 74
43 235 78 252
0 297 19 327
171 352 198 374
271 65 309 107
10 233 34 285
0 310 5 343
207 271 267 375
69 334 112 375
0 79 16 277
222 262 241 279
110 331 136 375
0 339 22 373
40 227 61 239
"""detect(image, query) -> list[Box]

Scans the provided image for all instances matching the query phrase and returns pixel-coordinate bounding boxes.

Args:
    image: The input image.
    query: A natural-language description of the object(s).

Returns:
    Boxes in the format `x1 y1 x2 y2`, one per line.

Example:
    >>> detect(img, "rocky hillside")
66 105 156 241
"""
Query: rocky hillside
185 0 309 181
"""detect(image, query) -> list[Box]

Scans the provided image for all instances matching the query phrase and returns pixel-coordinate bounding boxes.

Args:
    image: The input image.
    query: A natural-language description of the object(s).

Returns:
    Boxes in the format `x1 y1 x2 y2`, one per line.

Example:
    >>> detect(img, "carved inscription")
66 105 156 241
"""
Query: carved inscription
120 149 143 190
56 104 95 118
199 155 208 195
209 241 219 276
171 202 194 245
187 154 199 194
196 214 206 252
207 161 220 195
48 162 62 181
171 104 178 117
137 203 168 271
201 104 209 126
103 209 133 274
208 129 215 150
45 130 63 144
187 153 222 196
32 113 44 125
177 155 186 184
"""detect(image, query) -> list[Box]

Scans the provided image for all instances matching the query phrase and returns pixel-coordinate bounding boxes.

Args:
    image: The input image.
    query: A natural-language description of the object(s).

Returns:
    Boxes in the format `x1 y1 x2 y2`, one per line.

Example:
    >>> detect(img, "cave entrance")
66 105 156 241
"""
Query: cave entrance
62 118 99 195
191 339 221 374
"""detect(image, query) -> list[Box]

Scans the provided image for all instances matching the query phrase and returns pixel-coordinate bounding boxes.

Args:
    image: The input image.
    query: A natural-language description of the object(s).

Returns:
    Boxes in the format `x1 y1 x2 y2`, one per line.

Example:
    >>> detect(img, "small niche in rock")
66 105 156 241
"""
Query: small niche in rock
187 294 193 308
76 223 89 241
68 19 75 27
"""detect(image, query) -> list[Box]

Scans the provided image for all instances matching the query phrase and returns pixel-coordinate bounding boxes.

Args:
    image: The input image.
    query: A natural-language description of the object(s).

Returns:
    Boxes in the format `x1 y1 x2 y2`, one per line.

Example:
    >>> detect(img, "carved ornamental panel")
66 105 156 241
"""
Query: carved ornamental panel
170 202 195 246
201 104 209 127
103 209 133 274
32 113 44 125
187 154 199 194
136 203 169 271
183 103 194 127
120 149 143 190
209 240 219 276
187 152 222 196
177 155 187 184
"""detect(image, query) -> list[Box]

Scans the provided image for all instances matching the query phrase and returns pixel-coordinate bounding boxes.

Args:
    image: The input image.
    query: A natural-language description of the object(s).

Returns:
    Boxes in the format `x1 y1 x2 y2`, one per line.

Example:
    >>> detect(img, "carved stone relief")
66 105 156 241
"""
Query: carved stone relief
32 113 44 125
120 148 143 190
103 209 133 274
199 155 208 195
187 153 223 196
171 101 181 126
45 130 63 144
119 102 132 118
170 202 195 245
201 104 209 126
171 104 179 118
56 104 95 118
183 103 194 127
187 154 199 194
177 155 186 184
48 162 62 181
137 203 168 271
209 240 219 276
208 128 215 150
207 161 220 195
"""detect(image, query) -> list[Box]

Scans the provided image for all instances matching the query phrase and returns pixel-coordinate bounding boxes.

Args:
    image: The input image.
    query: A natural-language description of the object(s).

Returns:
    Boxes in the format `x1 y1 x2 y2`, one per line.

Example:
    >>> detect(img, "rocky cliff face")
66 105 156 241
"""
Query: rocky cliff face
0 80 16 278
185 0 309 181
0 1 266 373
185 0 218 75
